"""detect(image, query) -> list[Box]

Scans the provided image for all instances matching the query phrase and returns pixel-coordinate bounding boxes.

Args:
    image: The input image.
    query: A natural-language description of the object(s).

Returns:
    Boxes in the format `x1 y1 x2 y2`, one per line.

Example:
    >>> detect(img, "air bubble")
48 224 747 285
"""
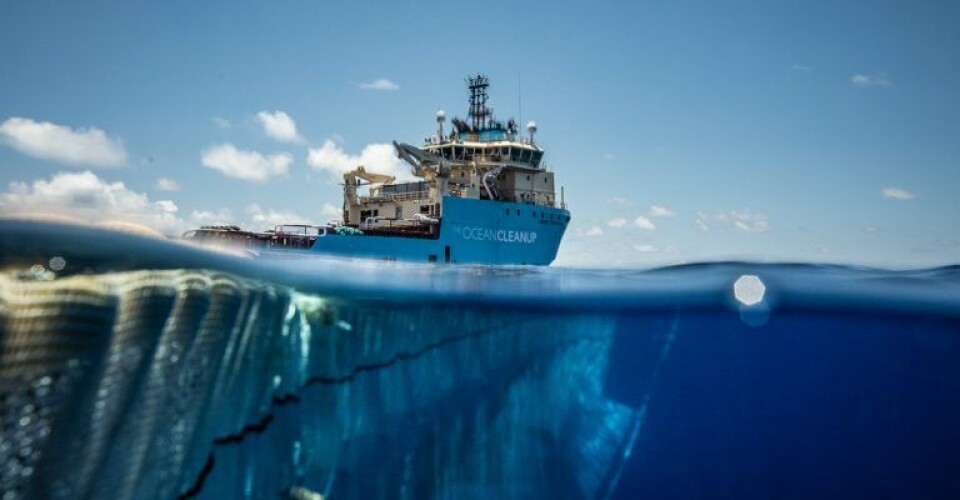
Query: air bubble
733 275 766 306
49 256 66 271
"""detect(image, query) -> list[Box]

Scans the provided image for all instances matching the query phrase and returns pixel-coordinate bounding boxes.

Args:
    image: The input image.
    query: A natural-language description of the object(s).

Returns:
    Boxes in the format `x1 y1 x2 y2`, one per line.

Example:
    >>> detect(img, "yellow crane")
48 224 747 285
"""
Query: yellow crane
343 166 395 207
343 165 396 186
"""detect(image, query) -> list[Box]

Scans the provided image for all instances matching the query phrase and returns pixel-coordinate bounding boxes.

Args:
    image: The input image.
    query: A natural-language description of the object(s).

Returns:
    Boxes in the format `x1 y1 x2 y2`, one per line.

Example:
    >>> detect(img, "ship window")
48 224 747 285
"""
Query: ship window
526 175 530 181
532 151 543 166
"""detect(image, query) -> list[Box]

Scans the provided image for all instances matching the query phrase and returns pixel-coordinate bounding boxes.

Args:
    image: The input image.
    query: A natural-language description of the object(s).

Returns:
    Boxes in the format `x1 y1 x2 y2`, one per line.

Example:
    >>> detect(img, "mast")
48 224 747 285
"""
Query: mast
467 74 490 130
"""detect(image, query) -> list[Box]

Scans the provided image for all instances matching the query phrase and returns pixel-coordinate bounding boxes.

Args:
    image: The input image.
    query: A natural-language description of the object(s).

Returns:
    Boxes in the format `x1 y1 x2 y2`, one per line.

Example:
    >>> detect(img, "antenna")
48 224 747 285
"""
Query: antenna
518 72 523 136
467 74 490 130
436 110 446 141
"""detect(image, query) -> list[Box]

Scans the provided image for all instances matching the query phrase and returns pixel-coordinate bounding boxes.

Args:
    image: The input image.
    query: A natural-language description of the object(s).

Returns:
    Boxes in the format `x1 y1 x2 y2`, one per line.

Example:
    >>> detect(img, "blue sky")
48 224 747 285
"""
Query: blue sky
1 0 958 267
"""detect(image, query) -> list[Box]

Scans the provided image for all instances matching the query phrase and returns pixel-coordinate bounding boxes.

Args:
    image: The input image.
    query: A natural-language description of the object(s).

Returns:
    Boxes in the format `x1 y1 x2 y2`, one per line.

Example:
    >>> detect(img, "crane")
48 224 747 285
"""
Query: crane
342 165 395 186
343 166 395 207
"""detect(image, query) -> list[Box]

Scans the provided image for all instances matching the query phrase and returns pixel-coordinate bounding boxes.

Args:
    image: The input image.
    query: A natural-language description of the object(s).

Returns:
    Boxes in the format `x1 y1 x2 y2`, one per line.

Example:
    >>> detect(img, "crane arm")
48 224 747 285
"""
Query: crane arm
393 141 449 178
343 165 395 185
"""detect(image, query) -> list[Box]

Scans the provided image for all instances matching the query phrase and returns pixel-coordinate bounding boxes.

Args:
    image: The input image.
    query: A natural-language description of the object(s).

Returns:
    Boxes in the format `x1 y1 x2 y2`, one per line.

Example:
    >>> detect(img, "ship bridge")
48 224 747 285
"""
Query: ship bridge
340 75 561 232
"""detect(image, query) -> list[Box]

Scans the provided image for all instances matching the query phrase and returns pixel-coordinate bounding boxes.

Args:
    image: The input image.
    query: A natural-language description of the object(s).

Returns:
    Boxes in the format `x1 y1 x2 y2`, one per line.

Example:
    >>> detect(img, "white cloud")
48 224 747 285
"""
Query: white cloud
201 143 292 182
607 217 627 228
359 78 399 91
851 73 892 87
0 171 183 235
256 110 303 143
306 139 410 180
246 203 310 229
634 216 657 230
585 226 604 237
190 208 235 227
603 153 616 160
155 177 180 192
730 209 769 232
647 205 676 217
321 203 342 221
695 209 769 233
0 117 127 167
634 244 658 253
607 196 632 207
790 64 812 72
212 117 232 130
882 187 915 200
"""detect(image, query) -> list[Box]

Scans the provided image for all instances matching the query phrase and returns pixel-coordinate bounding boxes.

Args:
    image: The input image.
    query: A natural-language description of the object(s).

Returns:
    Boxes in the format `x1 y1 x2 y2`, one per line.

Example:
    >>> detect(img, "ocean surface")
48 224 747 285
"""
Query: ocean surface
1 219 958 499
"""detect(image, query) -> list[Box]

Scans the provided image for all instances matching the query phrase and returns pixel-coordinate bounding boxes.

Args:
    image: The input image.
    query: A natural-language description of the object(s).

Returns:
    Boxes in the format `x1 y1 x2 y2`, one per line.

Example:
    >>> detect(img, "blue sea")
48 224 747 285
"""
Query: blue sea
1 219 958 499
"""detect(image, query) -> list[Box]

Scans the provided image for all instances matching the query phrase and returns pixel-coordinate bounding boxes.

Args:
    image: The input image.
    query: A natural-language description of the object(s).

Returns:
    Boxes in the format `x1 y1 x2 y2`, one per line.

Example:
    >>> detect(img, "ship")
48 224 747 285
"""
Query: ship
183 75 570 265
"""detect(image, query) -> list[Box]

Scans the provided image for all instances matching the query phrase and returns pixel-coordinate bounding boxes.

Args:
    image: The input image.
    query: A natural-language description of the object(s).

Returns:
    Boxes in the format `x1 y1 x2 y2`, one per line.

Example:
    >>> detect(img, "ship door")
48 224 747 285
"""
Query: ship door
444 245 451 263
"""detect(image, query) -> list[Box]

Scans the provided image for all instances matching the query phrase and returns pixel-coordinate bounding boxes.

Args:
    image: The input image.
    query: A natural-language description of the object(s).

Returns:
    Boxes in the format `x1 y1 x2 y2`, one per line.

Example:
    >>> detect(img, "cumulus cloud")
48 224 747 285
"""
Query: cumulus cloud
306 139 409 180
0 171 183 234
359 78 399 91
155 177 180 192
634 216 657 230
851 73 892 87
695 209 770 233
321 203 342 221
256 110 303 143
0 117 127 167
201 143 292 182
647 205 676 217
190 208 234 227
634 244 658 253
882 187 915 200
607 217 627 228
246 203 311 229
585 226 604 237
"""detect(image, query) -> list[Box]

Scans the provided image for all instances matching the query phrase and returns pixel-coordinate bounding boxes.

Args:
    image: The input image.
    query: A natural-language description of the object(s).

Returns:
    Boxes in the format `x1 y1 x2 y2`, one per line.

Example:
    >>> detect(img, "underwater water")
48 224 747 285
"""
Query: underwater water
0 219 958 499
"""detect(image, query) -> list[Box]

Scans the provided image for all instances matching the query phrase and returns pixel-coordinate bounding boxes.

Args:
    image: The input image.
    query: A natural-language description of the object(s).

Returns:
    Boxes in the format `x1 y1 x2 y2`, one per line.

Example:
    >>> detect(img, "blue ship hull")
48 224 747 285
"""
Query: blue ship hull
307 197 569 265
